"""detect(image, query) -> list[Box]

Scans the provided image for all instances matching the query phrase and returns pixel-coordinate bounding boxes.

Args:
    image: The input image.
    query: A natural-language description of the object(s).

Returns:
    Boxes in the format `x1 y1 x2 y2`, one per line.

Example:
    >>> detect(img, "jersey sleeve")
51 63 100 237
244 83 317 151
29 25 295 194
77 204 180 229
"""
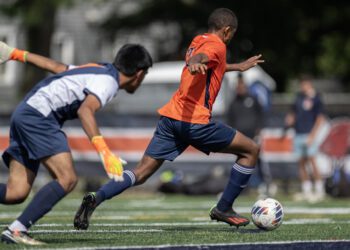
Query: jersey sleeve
84 74 118 108
194 41 226 68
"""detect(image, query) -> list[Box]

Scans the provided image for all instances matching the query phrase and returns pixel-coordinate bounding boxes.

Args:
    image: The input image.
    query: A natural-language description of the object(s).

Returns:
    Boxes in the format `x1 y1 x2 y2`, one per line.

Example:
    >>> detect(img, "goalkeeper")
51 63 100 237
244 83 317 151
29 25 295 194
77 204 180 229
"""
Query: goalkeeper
0 41 152 245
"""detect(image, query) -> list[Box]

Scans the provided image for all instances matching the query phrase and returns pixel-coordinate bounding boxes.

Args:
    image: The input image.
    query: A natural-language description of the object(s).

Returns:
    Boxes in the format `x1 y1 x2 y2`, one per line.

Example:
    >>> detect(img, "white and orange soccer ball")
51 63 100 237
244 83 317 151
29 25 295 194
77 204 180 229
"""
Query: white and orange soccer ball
251 198 284 231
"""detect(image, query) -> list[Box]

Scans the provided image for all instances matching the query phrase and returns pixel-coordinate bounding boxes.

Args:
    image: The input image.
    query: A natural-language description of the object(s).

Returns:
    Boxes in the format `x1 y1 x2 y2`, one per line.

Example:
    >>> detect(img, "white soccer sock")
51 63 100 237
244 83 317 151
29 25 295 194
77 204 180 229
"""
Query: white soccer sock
315 180 325 195
301 180 312 195
9 220 27 232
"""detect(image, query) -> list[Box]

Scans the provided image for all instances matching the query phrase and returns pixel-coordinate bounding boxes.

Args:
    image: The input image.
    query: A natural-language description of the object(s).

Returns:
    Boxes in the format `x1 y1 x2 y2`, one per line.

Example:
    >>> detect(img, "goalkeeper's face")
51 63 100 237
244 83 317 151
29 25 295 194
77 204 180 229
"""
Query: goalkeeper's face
125 69 148 94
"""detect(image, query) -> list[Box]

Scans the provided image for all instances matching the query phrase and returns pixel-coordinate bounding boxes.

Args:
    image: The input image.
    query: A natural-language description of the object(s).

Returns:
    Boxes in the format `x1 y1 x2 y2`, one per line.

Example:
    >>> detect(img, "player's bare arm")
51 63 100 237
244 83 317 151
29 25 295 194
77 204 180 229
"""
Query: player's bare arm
77 94 126 181
26 53 68 74
226 54 264 72
0 41 67 74
187 53 209 75
77 94 102 140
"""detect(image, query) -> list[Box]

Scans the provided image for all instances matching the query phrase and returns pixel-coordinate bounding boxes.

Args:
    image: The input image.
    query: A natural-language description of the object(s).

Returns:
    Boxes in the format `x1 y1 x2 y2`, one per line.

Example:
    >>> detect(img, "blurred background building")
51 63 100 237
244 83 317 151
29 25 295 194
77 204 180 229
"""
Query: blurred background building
0 0 350 195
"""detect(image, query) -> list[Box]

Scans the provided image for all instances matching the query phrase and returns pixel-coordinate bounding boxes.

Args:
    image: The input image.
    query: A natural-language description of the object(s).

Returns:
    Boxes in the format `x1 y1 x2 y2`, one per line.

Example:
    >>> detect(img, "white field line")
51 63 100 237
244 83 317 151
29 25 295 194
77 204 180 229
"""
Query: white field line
31 229 163 234
0 218 348 228
58 199 350 214
2 207 350 219
31 240 350 250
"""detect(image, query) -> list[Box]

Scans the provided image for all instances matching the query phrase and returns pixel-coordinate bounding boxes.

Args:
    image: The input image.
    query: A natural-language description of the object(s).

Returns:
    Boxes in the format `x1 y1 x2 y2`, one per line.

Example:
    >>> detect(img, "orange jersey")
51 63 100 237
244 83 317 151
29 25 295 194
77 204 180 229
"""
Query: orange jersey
158 33 227 124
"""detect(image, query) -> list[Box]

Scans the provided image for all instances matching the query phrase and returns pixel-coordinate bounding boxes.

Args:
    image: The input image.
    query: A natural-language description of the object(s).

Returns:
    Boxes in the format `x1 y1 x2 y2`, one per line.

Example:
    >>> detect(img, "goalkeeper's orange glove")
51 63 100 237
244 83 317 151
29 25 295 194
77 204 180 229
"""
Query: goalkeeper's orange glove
0 41 28 64
91 136 127 181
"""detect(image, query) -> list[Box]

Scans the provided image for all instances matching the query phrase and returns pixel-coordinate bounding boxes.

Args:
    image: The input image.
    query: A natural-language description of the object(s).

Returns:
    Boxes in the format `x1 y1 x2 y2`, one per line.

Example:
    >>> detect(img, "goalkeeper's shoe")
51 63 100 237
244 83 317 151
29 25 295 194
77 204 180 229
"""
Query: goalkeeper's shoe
209 206 250 228
1 227 45 245
74 192 97 230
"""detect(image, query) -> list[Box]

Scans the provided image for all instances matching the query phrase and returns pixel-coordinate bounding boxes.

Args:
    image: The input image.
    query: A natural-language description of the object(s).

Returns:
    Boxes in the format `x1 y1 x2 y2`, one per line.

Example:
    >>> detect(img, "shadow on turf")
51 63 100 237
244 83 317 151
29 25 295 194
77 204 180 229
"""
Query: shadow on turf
163 227 265 234
238 228 266 234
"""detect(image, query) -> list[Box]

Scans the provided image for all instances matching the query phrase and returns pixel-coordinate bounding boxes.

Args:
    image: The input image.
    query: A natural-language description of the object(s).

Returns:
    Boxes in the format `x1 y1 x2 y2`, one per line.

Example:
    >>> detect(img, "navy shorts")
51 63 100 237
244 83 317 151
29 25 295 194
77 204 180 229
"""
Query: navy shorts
2 103 70 174
145 116 236 161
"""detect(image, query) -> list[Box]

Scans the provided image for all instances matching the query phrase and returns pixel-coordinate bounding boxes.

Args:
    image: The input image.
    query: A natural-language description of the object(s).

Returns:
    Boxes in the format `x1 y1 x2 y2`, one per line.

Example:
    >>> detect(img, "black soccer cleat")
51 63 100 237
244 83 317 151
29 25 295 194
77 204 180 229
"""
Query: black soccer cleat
74 192 97 230
209 206 250 228
1 227 45 245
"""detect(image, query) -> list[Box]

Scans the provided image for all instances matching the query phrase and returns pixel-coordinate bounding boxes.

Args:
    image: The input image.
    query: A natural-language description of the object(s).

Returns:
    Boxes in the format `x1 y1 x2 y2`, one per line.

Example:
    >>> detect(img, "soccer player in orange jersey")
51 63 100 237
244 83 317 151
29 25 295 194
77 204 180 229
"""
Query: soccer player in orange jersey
74 8 264 229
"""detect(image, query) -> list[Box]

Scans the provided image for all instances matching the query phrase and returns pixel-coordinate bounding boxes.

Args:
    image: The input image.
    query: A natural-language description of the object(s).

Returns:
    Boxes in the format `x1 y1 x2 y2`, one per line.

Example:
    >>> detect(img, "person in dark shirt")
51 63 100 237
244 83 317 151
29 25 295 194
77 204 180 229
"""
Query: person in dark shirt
285 75 326 202
227 73 274 197
227 73 263 139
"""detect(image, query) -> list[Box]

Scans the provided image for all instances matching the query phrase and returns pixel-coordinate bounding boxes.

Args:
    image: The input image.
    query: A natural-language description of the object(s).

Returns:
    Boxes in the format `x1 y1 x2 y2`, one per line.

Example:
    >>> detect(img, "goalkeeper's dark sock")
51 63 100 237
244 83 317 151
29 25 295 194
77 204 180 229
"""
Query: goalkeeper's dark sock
0 183 6 203
216 163 254 212
95 170 135 205
17 180 66 228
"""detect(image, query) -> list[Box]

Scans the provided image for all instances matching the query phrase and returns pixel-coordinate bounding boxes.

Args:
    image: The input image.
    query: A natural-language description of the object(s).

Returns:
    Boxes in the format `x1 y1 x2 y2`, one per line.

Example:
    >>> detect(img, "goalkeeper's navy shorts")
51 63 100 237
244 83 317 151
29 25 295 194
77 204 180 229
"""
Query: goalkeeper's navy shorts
2 103 70 173
145 116 236 161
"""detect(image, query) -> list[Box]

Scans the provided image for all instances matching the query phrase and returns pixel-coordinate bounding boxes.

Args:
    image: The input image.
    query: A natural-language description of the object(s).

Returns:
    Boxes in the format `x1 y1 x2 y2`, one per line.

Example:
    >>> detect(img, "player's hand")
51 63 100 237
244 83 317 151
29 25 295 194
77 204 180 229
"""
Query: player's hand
0 41 28 63
91 136 127 181
187 63 208 75
0 41 14 64
237 54 264 72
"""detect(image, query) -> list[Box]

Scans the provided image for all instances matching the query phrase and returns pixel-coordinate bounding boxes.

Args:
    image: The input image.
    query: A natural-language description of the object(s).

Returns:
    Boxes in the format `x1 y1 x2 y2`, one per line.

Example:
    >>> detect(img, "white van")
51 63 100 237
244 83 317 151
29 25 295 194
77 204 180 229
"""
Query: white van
109 61 276 115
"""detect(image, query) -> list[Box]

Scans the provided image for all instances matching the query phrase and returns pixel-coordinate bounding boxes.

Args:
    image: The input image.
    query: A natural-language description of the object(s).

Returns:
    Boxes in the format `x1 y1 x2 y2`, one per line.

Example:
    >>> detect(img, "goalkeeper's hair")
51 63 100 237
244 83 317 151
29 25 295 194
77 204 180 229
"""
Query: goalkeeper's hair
113 44 153 76
208 8 238 31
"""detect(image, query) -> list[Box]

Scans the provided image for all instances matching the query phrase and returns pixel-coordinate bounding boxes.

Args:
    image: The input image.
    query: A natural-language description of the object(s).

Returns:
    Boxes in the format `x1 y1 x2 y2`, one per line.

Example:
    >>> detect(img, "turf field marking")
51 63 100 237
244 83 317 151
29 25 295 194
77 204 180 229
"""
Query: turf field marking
54 201 350 214
31 229 163 234
1 218 348 228
283 218 333 224
35 240 350 250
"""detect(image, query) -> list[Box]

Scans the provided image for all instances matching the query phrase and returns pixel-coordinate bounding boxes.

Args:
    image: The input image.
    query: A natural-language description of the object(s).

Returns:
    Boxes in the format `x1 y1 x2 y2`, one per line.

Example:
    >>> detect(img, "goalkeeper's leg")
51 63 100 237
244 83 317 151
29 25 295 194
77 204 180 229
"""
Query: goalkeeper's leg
0 159 35 205
74 156 163 230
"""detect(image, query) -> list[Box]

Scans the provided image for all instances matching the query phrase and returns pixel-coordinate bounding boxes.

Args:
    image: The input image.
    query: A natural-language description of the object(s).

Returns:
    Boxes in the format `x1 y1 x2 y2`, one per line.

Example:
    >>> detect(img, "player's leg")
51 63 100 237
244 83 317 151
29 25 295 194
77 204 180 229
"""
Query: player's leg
1 153 74 245
74 116 185 230
96 155 164 204
186 121 258 227
309 156 325 201
209 131 258 227
218 131 259 208
0 158 35 204
74 155 164 230
220 131 259 165
307 141 324 200
11 153 75 232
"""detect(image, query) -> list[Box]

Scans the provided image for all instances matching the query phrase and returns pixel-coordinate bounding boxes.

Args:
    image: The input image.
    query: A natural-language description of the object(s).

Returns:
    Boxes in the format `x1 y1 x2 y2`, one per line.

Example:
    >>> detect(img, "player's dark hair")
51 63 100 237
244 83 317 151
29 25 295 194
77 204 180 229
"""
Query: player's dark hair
113 44 153 76
208 8 238 31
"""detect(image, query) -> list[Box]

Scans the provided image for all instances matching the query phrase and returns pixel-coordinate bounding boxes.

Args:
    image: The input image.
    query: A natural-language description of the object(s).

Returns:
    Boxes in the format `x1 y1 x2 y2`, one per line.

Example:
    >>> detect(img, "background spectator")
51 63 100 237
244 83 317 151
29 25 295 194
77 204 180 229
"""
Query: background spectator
285 74 326 202
227 73 273 197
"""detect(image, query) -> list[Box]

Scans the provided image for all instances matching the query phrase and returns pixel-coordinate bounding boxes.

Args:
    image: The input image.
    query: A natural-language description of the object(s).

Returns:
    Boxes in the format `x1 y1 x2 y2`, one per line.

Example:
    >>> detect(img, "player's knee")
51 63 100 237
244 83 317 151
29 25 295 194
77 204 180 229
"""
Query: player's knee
134 173 149 185
251 142 260 159
58 174 78 193
5 187 30 204
244 142 260 166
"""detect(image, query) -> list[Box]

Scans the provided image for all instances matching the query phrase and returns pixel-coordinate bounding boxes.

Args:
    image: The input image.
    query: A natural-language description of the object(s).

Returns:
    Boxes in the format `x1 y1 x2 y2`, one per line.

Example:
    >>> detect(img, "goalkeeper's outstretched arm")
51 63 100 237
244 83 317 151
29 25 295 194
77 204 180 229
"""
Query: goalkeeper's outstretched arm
77 94 126 181
0 41 67 74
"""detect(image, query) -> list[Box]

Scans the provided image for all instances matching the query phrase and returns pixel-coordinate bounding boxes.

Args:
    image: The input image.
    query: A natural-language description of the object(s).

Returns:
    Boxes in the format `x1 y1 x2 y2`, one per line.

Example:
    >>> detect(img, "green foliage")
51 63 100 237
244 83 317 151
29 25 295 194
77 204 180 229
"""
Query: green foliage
317 34 350 78
101 0 350 91
1 0 349 92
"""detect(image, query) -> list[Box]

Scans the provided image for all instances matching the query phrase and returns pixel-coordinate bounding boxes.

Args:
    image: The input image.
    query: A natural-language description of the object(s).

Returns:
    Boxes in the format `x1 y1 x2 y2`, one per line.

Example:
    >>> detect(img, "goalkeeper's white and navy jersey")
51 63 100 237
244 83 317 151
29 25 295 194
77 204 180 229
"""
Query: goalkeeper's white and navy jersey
24 63 119 124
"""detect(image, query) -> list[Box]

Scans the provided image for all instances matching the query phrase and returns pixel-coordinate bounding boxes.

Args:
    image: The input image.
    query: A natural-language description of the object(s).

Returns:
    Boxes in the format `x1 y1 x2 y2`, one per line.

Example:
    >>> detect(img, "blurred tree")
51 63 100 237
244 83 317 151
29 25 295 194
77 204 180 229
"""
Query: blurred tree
101 0 350 92
0 0 71 96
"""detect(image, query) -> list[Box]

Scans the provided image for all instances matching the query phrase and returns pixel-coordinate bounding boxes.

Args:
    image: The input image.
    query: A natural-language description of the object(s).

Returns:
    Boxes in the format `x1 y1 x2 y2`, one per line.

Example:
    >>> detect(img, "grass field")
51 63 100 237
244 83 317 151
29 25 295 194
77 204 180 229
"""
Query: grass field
0 190 350 249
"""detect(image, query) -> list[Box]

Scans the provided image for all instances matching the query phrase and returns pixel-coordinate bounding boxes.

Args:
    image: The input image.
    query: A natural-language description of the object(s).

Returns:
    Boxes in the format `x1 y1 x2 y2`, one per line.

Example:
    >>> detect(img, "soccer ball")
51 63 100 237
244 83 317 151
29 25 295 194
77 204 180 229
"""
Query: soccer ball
251 198 284 231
